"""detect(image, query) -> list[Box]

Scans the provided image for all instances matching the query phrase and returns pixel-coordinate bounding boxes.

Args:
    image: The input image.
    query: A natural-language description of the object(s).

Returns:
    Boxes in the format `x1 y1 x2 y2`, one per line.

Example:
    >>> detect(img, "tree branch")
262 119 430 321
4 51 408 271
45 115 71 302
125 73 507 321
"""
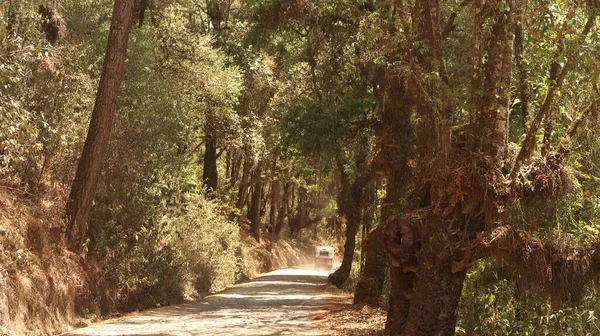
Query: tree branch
565 96 600 141
510 14 597 180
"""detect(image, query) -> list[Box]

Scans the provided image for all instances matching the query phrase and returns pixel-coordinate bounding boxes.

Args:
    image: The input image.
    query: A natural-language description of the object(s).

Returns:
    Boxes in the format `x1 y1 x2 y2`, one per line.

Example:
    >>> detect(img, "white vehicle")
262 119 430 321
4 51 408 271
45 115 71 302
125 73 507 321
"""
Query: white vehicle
314 246 334 270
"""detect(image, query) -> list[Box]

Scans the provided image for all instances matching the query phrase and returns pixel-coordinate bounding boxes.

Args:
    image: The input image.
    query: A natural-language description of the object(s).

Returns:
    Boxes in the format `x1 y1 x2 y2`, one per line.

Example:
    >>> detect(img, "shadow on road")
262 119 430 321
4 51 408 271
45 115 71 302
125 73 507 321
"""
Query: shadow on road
64 266 340 336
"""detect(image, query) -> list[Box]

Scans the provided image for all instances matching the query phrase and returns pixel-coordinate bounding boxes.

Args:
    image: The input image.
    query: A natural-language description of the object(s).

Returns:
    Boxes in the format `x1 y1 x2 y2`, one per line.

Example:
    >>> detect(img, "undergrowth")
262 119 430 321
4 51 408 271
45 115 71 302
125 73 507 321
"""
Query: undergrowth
0 189 311 335
457 260 600 336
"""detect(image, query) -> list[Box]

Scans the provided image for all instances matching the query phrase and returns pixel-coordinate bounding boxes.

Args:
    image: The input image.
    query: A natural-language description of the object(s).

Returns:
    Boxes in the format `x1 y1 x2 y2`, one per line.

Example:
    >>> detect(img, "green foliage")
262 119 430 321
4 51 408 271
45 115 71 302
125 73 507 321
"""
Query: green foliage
166 195 243 293
89 193 250 313
458 261 600 336
278 95 375 161
0 3 95 188
91 221 184 313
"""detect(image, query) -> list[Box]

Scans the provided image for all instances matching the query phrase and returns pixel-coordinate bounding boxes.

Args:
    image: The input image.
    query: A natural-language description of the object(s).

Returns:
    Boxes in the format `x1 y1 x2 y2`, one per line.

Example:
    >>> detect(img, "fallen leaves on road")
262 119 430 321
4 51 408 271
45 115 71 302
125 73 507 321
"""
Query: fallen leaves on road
316 285 386 336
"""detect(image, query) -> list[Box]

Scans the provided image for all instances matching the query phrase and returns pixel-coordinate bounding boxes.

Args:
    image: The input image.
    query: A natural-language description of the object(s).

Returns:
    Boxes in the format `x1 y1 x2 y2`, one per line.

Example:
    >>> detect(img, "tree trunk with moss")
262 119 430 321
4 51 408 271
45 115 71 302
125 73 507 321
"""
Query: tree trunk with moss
380 0 517 333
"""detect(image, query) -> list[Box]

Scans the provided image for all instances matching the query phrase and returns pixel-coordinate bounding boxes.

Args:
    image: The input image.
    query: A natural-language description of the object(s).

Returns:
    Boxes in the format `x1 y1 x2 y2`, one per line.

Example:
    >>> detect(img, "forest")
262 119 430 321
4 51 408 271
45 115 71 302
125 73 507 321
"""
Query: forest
1 0 600 335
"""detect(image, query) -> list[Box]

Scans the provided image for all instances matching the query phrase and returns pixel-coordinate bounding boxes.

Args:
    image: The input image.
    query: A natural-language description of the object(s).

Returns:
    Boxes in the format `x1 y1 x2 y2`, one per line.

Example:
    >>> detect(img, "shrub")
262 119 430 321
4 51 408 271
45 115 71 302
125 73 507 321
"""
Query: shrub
165 194 243 295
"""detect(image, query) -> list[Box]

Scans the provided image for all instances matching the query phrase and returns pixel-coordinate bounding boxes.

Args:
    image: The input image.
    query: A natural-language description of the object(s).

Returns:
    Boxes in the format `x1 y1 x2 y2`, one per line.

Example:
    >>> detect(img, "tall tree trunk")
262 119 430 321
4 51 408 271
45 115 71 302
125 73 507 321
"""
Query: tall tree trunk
328 166 367 287
513 10 529 129
269 178 281 229
249 168 262 242
230 148 242 187
372 63 417 334
225 148 232 181
235 146 252 215
259 182 269 218
353 225 388 306
202 130 218 194
290 185 306 237
385 265 413 333
64 0 135 252
274 181 290 236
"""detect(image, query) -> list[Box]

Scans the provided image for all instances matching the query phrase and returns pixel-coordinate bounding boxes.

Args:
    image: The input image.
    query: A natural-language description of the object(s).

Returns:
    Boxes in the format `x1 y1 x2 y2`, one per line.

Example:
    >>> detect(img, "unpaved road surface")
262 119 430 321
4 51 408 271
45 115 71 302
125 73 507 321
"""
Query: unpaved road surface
63 266 341 336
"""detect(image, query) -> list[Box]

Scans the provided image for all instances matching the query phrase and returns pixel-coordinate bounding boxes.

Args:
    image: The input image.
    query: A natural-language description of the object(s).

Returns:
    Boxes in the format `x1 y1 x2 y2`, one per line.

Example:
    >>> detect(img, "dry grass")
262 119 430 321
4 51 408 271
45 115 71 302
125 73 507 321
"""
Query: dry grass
0 188 85 336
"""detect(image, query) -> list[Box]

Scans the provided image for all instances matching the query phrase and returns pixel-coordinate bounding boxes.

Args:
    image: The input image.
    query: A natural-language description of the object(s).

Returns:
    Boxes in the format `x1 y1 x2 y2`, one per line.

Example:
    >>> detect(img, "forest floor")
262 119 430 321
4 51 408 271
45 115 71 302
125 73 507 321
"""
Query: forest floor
61 265 386 336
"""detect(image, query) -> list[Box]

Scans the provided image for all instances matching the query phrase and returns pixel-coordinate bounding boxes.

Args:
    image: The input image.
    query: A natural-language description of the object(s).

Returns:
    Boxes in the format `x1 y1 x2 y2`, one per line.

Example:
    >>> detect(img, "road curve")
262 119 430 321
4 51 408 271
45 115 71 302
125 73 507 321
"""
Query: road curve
63 266 336 336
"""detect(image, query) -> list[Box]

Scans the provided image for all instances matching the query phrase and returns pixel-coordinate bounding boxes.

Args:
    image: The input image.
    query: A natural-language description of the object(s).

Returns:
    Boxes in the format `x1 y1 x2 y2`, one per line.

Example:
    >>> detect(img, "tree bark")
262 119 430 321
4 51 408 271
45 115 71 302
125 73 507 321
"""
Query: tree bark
328 166 367 287
353 225 388 306
513 11 529 129
230 148 242 187
403 250 466 336
477 5 514 157
236 146 252 215
64 0 135 252
249 167 262 242
202 130 218 194
274 181 290 236
374 64 417 334
385 266 413 333
269 178 281 229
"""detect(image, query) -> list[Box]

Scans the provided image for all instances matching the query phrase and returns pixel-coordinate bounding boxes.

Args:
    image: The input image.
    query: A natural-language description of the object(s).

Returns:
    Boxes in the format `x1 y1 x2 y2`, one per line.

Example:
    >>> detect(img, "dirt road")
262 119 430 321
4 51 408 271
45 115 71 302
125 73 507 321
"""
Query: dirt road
63 266 341 336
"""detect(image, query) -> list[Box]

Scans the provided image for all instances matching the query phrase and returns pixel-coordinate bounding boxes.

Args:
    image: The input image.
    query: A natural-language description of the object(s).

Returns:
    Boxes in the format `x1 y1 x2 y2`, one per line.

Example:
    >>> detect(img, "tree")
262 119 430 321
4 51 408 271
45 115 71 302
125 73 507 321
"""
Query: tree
353 224 388 306
64 0 136 252
376 0 600 334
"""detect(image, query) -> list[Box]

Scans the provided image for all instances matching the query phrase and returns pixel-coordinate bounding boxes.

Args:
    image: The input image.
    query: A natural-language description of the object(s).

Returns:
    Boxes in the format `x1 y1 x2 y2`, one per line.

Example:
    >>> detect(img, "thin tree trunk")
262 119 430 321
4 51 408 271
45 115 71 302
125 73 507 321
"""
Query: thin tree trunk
260 182 269 218
249 168 262 242
236 146 252 215
513 12 529 128
274 181 290 236
202 130 218 194
291 186 306 237
230 148 242 187
328 166 366 287
269 178 281 229
225 148 232 181
65 0 135 252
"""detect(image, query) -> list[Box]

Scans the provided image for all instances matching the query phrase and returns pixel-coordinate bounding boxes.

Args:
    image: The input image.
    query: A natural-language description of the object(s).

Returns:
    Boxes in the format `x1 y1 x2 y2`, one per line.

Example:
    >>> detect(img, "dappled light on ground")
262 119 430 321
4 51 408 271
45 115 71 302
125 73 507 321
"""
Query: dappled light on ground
64 265 344 336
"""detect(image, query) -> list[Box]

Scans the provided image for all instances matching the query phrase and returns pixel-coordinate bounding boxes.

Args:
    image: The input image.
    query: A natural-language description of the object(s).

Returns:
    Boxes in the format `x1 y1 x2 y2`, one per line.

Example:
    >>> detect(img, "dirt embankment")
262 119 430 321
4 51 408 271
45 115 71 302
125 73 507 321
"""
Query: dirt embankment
0 188 84 336
0 187 315 336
